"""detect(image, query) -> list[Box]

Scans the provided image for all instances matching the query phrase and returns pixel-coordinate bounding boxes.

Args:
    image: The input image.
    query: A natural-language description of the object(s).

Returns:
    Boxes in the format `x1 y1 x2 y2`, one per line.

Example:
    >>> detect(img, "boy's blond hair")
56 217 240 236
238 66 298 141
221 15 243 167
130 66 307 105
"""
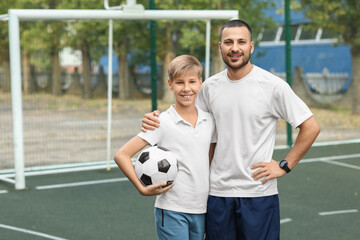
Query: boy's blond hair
168 55 203 82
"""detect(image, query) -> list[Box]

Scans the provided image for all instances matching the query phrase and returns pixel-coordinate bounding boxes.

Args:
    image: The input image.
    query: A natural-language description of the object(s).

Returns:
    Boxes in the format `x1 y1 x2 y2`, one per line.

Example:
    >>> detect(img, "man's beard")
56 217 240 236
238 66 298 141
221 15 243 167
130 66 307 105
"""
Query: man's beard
222 51 251 70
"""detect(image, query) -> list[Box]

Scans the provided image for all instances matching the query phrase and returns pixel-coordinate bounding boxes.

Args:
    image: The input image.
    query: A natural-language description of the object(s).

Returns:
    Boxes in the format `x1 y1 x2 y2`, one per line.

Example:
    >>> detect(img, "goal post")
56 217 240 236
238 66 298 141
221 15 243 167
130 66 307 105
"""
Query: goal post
7 8 238 190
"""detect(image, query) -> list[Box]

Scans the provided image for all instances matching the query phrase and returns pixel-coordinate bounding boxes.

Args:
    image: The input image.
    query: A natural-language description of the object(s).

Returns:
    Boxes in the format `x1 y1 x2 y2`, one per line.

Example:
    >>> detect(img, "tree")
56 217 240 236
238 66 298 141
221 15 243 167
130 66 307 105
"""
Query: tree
113 20 148 99
46 0 66 96
0 1 23 92
1 0 65 94
58 0 108 99
1 0 276 99
0 10 11 92
299 0 360 114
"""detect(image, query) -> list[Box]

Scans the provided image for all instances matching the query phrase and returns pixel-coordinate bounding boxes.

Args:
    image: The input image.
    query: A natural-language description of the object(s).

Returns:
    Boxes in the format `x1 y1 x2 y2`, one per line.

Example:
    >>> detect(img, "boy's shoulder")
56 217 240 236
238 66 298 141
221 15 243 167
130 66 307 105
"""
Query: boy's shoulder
158 107 173 121
196 106 215 123
159 105 183 124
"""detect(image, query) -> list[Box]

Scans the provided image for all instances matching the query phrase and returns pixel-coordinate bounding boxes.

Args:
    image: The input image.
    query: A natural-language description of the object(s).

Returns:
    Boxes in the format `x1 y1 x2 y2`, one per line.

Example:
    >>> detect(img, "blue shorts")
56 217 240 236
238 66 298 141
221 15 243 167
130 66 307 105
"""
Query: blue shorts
154 208 205 240
205 195 280 240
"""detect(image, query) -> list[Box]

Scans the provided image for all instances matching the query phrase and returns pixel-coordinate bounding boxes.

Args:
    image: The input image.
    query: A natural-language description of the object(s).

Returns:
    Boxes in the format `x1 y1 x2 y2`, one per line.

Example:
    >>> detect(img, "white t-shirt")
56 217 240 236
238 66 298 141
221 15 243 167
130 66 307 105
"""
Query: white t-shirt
138 105 216 213
197 66 313 198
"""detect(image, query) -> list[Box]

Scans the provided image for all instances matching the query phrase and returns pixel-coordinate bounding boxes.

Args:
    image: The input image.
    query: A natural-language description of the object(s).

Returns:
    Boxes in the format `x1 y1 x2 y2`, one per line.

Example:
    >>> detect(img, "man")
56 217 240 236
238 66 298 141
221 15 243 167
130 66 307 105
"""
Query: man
142 20 320 240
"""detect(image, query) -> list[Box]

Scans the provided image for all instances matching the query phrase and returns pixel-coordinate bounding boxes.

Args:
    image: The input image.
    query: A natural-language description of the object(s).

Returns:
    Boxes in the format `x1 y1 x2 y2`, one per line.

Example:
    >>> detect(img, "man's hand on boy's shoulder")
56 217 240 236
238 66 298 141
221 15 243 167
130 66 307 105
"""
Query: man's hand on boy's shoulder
141 110 160 132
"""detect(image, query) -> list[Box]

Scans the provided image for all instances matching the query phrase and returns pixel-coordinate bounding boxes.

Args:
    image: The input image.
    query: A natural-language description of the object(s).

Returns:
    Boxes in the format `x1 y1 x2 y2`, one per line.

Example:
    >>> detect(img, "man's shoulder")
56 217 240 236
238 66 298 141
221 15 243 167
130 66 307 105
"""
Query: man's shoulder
203 69 227 85
254 66 285 84
252 66 290 93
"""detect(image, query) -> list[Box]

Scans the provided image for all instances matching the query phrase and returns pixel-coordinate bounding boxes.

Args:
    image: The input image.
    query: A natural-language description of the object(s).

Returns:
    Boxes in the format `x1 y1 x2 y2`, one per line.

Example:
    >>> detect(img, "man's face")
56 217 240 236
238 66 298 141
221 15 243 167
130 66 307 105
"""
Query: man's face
219 26 254 70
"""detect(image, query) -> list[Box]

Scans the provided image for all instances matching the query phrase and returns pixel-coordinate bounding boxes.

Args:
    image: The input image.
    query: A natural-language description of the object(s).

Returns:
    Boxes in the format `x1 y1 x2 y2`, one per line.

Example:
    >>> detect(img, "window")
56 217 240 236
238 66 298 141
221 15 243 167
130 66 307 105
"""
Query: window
260 28 278 42
299 25 317 40
280 25 298 41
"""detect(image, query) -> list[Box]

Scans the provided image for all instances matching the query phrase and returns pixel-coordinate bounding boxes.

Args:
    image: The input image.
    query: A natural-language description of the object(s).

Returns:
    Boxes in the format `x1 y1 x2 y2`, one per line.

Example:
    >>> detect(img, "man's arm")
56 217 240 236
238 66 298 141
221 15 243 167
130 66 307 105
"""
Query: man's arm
251 116 320 184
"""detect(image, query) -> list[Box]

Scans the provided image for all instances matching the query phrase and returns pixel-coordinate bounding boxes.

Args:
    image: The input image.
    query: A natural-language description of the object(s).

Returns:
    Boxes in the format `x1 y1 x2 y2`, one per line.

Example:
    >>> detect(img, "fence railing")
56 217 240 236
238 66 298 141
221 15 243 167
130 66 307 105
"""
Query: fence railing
304 68 351 95
270 67 351 95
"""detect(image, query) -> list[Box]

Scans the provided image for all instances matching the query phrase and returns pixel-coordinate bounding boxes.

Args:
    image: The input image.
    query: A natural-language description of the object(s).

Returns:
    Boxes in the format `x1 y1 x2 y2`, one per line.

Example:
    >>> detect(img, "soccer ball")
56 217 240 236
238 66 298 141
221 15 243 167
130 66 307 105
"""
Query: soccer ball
135 146 178 187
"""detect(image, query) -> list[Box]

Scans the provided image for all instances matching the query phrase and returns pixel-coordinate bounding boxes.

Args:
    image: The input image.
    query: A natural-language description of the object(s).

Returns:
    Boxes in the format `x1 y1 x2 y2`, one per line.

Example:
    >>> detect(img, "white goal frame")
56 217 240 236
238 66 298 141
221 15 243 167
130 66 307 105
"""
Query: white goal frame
6 7 238 190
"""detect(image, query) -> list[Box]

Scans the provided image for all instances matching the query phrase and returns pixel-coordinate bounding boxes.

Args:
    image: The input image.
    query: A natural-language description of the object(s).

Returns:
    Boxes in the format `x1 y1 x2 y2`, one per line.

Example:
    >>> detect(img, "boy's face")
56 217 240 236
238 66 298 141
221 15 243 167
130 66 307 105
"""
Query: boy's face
168 72 202 109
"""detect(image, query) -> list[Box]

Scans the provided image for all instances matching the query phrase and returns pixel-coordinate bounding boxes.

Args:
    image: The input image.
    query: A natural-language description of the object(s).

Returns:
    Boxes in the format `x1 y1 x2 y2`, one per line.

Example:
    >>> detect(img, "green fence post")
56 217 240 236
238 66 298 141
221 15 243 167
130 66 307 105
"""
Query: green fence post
285 0 293 147
149 0 157 111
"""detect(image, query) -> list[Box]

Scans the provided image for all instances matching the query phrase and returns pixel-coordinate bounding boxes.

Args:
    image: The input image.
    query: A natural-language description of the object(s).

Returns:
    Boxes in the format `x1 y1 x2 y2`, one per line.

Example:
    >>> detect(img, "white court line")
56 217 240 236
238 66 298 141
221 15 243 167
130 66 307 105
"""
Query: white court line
36 177 129 190
312 138 360 146
0 190 8 194
0 175 15 184
274 138 360 150
0 223 67 240
319 209 359 216
301 153 360 163
300 154 360 170
280 218 292 224
324 160 360 170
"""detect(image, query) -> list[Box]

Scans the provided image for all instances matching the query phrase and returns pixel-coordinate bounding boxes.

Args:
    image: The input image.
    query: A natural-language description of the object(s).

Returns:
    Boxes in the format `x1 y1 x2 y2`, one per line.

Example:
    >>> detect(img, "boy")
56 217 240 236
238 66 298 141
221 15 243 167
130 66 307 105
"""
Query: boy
114 55 216 240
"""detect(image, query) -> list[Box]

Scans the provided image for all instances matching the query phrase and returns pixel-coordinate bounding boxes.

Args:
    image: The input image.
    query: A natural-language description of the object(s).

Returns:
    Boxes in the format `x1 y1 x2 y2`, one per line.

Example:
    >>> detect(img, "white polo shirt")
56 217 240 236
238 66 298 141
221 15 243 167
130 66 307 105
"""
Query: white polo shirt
138 105 216 214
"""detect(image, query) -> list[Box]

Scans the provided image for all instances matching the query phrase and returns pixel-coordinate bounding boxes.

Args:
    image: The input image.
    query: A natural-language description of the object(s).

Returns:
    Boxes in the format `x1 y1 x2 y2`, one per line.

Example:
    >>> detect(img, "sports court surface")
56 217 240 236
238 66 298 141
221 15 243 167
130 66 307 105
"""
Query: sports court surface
0 141 359 240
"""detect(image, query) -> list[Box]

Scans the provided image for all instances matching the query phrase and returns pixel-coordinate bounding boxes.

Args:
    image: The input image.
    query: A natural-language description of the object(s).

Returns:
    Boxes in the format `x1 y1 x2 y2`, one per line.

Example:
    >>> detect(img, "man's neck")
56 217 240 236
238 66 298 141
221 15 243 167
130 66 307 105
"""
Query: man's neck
227 63 254 81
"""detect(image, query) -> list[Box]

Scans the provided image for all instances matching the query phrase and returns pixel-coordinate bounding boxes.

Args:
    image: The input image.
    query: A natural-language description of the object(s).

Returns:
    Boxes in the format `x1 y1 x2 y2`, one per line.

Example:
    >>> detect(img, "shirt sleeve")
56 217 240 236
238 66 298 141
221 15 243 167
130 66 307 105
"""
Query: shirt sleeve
196 86 210 113
271 81 313 128
137 120 163 146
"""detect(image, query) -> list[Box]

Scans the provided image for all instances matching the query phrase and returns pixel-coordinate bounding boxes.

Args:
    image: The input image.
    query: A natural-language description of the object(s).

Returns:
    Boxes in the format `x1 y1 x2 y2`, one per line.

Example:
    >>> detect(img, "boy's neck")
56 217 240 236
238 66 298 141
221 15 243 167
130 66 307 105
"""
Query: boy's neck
173 104 198 127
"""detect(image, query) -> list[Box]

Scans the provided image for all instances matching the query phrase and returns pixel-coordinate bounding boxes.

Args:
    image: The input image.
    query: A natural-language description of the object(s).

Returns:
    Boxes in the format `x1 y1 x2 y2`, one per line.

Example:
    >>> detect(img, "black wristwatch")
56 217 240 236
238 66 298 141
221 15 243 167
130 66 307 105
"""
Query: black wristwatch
279 160 291 173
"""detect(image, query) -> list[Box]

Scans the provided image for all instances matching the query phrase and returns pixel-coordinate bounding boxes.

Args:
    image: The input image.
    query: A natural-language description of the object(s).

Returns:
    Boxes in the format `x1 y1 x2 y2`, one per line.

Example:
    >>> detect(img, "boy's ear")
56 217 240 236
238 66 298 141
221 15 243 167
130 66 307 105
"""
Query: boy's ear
168 79 172 90
199 77 203 89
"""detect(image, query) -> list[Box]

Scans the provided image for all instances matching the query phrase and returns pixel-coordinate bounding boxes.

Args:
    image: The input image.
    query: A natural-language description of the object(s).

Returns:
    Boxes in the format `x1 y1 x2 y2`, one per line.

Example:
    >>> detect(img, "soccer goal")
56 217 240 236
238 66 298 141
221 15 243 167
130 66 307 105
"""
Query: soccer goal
5 2 238 190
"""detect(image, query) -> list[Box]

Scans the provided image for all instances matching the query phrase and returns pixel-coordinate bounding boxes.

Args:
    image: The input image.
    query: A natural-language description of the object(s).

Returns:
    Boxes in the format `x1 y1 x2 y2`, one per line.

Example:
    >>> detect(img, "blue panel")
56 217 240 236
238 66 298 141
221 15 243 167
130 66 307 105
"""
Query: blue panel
263 0 309 25
252 43 352 76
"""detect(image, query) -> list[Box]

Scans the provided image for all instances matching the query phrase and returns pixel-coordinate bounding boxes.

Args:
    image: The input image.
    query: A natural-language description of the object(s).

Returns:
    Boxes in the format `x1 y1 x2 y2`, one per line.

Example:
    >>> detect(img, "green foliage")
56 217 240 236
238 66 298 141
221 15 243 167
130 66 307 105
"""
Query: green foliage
299 0 360 50
0 1 19 50
143 0 277 64
1 0 277 71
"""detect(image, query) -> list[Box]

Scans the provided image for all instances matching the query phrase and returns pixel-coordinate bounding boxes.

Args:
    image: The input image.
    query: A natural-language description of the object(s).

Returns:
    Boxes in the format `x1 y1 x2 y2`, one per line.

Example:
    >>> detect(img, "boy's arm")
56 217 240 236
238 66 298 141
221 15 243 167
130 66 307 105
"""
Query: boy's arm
114 136 173 195
251 116 320 184
141 110 160 132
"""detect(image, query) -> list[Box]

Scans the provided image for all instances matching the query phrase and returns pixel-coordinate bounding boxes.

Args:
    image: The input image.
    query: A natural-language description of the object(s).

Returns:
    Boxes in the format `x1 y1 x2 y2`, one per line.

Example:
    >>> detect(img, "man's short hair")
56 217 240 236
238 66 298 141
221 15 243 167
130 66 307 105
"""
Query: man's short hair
168 55 203 82
220 19 252 41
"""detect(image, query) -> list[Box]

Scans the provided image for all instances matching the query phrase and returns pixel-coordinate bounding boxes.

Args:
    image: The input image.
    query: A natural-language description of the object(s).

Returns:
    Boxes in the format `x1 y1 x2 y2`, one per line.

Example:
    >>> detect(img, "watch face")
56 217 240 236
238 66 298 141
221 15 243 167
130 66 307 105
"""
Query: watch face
280 160 287 168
